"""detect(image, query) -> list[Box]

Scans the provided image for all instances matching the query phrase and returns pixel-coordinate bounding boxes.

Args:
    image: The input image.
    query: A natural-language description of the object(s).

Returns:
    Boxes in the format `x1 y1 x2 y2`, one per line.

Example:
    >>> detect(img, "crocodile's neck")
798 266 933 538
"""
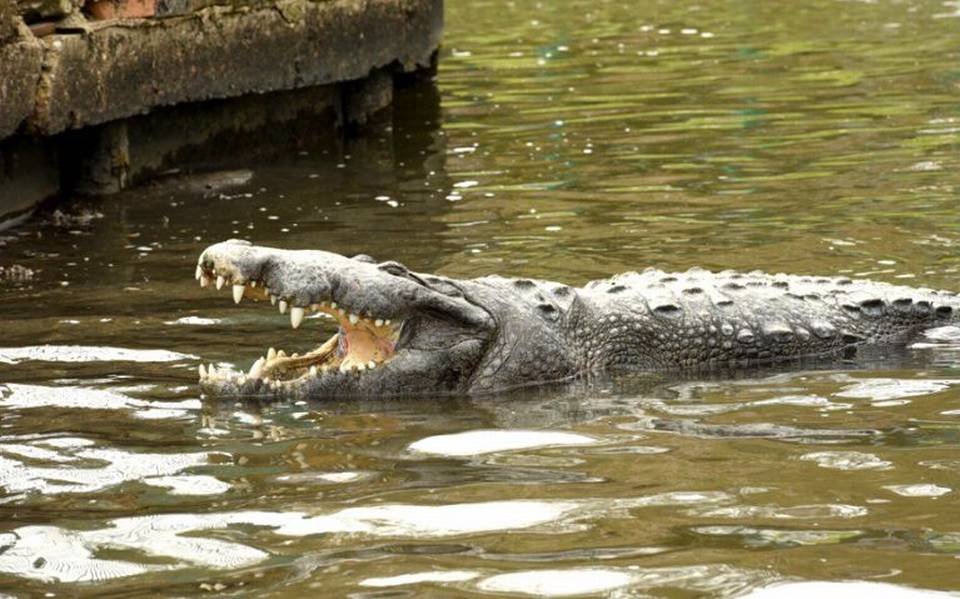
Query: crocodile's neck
563 290 663 372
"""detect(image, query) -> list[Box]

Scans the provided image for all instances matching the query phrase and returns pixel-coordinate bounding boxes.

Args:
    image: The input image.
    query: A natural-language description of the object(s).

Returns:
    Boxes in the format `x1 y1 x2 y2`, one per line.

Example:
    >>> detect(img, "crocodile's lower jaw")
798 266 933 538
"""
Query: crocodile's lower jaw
196 267 402 395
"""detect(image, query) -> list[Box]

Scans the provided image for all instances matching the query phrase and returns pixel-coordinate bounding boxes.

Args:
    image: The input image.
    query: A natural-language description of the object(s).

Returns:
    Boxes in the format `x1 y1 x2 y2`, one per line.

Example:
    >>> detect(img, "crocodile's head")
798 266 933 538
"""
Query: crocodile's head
195 240 495 398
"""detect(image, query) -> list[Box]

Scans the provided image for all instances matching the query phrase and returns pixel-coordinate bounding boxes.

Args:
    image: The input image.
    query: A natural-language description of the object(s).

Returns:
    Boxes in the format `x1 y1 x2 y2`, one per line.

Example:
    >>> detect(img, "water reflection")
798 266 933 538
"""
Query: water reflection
745 581 960 599
361 564 777 597
2 0 960 594
408 429 599 456
0 492 733 582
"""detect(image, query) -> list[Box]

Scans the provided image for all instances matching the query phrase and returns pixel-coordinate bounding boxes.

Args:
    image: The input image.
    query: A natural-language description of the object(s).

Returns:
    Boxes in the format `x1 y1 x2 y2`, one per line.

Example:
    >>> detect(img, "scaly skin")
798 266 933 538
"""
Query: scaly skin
195 239 959 398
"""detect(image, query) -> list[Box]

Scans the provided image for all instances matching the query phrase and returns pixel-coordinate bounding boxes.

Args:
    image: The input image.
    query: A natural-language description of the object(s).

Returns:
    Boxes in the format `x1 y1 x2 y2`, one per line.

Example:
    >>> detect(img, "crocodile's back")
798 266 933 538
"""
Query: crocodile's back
580 268 960 369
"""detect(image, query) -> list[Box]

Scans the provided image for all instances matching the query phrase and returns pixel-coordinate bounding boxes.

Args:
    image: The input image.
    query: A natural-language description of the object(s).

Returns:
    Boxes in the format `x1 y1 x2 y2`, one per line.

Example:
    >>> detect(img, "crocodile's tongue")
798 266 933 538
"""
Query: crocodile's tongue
337 326 397 370
239 317 402 384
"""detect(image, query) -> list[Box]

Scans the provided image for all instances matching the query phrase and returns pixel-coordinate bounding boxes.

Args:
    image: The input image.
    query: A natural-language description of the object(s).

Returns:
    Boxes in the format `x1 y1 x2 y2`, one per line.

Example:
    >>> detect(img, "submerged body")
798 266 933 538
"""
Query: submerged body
195 240 960 398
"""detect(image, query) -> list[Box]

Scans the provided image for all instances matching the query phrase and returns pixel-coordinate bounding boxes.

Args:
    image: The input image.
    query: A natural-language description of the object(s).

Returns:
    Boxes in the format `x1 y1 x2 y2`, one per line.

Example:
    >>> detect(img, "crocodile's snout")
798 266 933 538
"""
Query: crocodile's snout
196 256 403 394
194 241 491 399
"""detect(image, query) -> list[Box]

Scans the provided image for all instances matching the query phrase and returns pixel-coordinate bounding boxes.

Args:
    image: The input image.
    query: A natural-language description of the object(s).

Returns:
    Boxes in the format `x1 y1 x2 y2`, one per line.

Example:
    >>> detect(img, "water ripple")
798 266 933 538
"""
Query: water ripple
0 384 199 419
799 451 894 471
0 345 195 364
408 429 599 456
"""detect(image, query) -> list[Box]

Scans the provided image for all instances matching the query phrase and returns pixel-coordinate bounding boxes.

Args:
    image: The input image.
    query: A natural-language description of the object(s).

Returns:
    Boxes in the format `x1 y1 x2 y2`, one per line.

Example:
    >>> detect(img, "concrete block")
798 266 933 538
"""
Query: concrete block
0 27 43 138
30 0 443 135
62 83 340 194
343 67 393 128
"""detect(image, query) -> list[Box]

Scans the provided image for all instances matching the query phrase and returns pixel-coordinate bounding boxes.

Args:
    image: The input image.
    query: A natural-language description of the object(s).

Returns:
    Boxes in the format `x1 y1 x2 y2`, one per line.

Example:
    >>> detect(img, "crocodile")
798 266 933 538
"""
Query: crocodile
194 239 959 398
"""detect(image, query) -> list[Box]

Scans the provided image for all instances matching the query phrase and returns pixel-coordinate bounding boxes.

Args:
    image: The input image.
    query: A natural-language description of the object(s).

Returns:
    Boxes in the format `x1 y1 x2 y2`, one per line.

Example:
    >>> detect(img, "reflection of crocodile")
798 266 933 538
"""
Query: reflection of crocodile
195 239 960 398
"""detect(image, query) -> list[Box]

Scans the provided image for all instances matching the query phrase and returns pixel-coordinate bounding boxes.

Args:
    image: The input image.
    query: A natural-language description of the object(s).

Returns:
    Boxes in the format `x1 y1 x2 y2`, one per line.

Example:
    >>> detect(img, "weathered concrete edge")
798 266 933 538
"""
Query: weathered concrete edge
32 0 443 135
0 23 43 138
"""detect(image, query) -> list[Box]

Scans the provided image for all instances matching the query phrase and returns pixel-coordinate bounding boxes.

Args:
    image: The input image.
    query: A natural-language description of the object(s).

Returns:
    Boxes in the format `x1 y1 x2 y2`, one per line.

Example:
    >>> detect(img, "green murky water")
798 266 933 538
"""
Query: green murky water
3 0 960 595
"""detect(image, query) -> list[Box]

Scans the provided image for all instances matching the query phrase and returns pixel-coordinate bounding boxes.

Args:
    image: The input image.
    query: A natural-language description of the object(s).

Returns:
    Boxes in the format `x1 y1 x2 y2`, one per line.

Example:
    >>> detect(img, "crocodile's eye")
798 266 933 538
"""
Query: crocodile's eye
352 254 377 264
378 261 410 277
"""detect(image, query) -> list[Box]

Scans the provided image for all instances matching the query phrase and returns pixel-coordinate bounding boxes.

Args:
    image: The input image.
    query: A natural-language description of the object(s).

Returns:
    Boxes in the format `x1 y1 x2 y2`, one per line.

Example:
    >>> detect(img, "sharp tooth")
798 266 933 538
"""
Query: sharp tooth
309 365 318 377
375 319 383 327
232 284 245 304
198 364 206 378
311 304 320 311
267 347 277 360
250 280 257 288
200 274 210 288
216 275 225 290
195 265 202 280
208 364 217 376
270 295 277 305
330 302 337 309
249 357 265 378
384 319 391 325
349 313 359 324
238 375 247 386
277 350 287 358
337 308 345 316
367 360 376 369
339 362 351 373
290 306 304 329
279 300 288 314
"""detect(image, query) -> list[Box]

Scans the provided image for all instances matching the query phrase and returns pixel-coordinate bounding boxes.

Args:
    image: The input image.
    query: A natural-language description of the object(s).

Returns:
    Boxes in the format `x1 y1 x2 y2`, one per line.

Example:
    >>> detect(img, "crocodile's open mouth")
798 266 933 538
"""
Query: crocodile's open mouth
195 265 402 392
